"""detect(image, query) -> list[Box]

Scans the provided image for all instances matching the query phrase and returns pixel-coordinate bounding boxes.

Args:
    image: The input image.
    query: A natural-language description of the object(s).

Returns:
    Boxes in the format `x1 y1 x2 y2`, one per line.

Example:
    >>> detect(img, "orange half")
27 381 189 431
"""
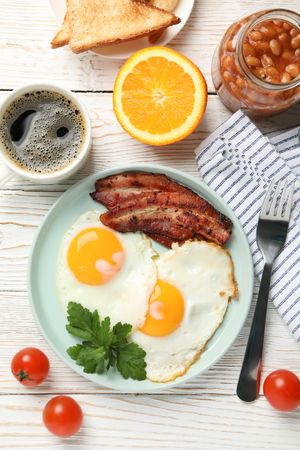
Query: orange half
113 46 208 146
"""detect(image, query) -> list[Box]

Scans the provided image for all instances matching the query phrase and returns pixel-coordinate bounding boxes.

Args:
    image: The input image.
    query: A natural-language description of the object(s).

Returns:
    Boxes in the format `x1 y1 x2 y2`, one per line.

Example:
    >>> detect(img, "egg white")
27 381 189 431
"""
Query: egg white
56 210 157 329
131 240 238 382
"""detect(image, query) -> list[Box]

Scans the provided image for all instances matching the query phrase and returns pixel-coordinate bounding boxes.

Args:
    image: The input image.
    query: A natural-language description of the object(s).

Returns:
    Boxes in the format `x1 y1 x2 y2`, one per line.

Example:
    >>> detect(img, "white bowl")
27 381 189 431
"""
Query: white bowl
49 0 195 60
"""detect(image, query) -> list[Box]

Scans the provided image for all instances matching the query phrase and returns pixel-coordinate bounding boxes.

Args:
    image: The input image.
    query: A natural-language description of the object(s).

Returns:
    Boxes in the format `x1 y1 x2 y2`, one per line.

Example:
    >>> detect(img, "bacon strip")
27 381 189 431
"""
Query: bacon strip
94 172 190 194
102 209 194 239
90 189 157 209
90 171 232 247
91 172 190 209
100 202 228 245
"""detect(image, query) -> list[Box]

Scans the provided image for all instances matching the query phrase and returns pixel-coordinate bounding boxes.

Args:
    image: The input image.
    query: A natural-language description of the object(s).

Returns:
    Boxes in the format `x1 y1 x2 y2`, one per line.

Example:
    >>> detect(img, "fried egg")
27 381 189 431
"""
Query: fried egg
56 210 157 329
131 240 237 382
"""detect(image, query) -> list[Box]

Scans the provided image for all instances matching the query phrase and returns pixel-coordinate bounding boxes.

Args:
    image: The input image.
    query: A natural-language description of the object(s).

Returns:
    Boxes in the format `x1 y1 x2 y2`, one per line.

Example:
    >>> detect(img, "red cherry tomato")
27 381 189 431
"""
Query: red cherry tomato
263 369 300 411
11 347 50 387
43 396 83 438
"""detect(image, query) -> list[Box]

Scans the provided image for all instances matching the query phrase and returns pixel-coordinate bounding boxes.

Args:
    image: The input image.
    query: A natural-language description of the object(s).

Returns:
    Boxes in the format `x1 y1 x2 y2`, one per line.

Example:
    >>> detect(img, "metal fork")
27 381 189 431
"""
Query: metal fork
237 179 294 402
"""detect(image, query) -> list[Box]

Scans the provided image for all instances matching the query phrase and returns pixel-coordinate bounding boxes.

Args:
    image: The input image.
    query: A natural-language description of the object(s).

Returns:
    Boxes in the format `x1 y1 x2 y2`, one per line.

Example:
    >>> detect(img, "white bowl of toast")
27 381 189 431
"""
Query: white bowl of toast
49 0 195 59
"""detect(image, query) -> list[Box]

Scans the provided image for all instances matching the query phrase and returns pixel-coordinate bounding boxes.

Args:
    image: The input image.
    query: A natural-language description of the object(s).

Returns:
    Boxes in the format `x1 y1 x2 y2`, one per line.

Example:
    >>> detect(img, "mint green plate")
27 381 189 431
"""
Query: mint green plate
28 164 253 392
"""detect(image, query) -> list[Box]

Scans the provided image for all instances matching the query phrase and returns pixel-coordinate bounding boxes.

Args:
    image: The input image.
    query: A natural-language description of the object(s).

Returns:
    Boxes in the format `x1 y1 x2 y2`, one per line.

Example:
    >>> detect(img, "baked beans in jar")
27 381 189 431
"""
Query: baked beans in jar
212 9 300 117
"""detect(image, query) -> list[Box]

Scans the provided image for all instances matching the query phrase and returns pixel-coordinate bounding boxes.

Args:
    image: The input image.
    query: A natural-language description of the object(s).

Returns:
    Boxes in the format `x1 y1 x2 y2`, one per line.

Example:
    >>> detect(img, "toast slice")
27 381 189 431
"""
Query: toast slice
148 0 179 44
149 0 178 11
68 0 180 53
51 4 71 49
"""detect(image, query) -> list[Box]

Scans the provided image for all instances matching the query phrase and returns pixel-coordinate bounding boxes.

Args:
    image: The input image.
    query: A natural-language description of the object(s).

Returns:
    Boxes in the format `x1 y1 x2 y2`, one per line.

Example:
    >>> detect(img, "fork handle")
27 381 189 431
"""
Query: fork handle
236 263 273 402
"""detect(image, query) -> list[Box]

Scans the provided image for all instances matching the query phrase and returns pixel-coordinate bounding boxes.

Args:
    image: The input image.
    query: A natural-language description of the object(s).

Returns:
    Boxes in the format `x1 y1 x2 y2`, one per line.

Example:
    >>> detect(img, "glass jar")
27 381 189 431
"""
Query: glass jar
212 9 300 117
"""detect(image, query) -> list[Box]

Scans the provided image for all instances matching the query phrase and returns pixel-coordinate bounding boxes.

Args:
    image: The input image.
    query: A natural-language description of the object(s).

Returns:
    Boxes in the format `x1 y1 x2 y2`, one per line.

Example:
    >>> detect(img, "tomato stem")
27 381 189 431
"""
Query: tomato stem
16 370 33 382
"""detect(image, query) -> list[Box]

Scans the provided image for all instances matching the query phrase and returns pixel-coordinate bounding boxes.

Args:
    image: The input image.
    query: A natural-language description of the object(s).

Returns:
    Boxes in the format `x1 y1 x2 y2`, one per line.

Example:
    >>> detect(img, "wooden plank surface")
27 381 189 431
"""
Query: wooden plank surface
0 0 299 92
1 0 300 448
0 394 299 449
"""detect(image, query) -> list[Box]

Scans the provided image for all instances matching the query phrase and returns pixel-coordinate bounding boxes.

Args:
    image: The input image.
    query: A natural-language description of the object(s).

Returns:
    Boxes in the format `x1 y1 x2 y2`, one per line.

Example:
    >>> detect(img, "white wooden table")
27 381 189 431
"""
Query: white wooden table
0 1 300 448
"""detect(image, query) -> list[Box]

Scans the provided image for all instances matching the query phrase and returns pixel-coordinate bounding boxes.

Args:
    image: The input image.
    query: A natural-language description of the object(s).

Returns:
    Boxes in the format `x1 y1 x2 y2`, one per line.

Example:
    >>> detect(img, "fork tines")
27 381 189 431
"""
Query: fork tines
260 179 294 221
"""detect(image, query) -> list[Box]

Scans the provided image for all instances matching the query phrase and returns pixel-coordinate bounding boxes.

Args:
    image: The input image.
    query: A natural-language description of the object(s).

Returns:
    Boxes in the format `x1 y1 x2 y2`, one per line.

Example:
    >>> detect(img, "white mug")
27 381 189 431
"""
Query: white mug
0 83 92 186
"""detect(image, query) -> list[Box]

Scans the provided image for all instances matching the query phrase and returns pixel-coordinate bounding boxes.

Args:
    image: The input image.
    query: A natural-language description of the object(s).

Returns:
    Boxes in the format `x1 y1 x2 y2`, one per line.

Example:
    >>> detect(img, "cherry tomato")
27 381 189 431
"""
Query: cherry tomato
43 396 83 437
263 369 300 411
11 347 50 387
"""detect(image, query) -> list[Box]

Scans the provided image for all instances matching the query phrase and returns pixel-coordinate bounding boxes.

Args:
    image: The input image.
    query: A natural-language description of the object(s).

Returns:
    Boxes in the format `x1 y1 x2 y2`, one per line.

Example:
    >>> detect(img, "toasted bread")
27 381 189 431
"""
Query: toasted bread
51 8 71 49
68 0 180 53
147 0 179 43
149 0 178 11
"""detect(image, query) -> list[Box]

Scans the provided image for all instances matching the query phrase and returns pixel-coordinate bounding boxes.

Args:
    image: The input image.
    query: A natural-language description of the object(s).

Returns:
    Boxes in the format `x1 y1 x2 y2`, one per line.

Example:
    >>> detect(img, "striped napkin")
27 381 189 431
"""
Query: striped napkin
195 110 300 343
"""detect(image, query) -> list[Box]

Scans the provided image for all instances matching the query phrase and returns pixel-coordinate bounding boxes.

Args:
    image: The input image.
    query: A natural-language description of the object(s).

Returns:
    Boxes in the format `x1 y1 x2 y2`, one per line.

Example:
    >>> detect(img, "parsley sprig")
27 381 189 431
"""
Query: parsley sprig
66 302 147 381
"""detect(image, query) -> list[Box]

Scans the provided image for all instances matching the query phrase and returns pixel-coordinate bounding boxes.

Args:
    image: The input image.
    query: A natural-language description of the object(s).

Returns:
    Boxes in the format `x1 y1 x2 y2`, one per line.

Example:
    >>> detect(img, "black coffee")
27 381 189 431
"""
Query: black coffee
0 90 86 174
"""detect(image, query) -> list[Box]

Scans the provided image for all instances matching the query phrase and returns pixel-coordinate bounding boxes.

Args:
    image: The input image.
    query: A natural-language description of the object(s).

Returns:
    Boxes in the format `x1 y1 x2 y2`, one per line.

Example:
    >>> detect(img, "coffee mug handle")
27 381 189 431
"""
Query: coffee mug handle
0 163 14 188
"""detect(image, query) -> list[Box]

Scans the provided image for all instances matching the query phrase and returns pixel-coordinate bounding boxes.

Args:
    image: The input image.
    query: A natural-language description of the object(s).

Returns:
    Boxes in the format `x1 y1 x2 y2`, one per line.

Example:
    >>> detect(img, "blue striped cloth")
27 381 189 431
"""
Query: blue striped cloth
195 110 300 343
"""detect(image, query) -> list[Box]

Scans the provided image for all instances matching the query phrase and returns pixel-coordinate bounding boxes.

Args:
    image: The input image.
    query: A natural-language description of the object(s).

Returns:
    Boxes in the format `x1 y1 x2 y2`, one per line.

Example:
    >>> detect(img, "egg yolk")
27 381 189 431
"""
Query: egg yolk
139 280 185 337
67 227 124 285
